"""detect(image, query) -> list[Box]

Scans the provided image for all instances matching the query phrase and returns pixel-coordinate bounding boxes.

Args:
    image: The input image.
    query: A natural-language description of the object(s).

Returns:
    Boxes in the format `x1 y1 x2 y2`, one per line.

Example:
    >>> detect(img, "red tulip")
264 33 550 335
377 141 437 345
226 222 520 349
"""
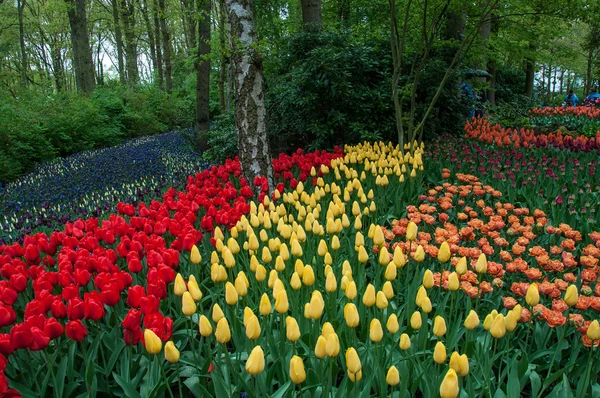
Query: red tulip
9 274 27 293
139 295 160 315
83 298 105 321
29 327 50 351
0 334 14 356
65 320 87 342
0 305 16 328
10 323 33 349
43 318 64 340
123 327 142 346
67 298 85 320
122 309 141 331
51 300 67 319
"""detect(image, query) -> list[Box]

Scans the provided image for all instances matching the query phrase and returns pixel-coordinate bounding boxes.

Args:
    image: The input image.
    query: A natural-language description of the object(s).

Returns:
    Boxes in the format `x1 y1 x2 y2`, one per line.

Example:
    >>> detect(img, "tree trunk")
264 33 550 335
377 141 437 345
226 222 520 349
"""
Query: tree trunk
300 0 322 32
17 0 28 87
180 0 198 52
487 14 499 105
141 0 158 81
66 0 95 94
159 0 172 91
196 0 211 152
153 0 164 89
218 0 229 111
337 0 349 22
111 0 126 84
50 37 65 92
524 57 534 98
444 11 465 41
226 0 274 193
586 48 593 94
120 0 139 85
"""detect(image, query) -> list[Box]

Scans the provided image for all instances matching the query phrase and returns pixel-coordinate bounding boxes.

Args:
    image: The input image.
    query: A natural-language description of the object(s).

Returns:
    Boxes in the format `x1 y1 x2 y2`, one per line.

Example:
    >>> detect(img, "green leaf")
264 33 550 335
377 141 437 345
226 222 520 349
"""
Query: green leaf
271 380 292 398
113 372 142 398
184 376 211 398
529 371 541 397
507 360 521 397
56 356 68 398
211 372 231 398
105 341 126 377
85 362 96 390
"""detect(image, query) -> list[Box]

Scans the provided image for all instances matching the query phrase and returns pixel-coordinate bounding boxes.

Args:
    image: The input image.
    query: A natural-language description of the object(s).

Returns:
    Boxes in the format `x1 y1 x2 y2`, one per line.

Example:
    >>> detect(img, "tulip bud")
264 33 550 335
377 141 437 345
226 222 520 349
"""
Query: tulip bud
386 366 400 386
406 222 418 241
190 245 202 264
345 347 361 374
302 265 315 286
235 274 248 297
245 346 266 378
373 226 385 247
513 304 523 320
215 318 231 343
463 310 480 330
188 278 203 301
275 290 289 313
348 370 363 382
440 369 459 398
423 270 434 288
358 246 369 263
286 316 301 342
433 341 447 364
393 246 405 268
447 272 459 291
344 303 360 328
182 292 197 316
199 315 213 337
386 314 399 333
289 355 306 384
564 284 578 307
225 282 239 305
315 335 328 358
326 333 340 357
483 311 495 330
410 311 422 329
382 281 394 299
379 247 391 267
490 314 506 339
212 304 225 323
433 316 447 337
526 283 539 306
457 354 469 376
413 245 425 262
245 315 261 340
384 262 397 281
369 318 384 343
259 293 271 316
505 310 517 332
164 341 180 363
290 272 302 290
455 257 467 275
475 253 487 274
144 329 162 354
362 284 376 307
174 273 187 296
375 291 389 309
399 333 411 350
345 281 357 300
587 320 600 340
255 264 267 282
420 296 432 313
438 241 451 263
325 272 337 293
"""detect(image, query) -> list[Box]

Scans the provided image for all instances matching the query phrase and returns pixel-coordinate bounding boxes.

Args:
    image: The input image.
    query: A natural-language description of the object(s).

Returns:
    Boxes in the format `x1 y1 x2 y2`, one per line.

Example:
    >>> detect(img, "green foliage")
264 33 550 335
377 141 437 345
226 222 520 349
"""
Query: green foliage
0 85 194 183
201 111 238 164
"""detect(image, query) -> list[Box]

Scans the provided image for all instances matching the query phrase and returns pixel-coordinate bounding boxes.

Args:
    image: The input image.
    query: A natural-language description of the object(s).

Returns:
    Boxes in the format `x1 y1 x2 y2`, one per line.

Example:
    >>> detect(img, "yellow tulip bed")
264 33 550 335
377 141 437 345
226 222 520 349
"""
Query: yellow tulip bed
160 141 600 397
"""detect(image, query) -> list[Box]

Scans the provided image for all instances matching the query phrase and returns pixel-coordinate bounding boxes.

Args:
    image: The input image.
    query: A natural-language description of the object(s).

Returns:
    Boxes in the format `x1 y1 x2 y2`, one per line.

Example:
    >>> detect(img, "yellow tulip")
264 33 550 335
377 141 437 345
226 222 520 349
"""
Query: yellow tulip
348 370 363 382
386 366 400 386
235 275 248 297
182 292 196 316
225 282 238 305
344 303 360 328
380 247 391 266
289 356 306 384
188 277 203 301
505 311 517 332
325 271 337 293
513 304 523 320
255 264 267 282
463 310 480 330
362 284 376 307
564 284 579 307
393 246 406 268
410 311 422 329
433 316 447 337
483 311 496 331
382 281 394 299
321 322 335 339
144 329 162 354
164 341 180 363
420 296 432 313
190 245 202 264
259 293 272 316
447 272 459 291
198 315 213 337
490 314 506 339
227 238 240 254
290 272 302 290
245 346 265 375
174 273 187 296
345 281 357 300
331 235 341 250
212 303 225 323
286 316 301 342
222 248 235 268
376 291 389 309
406 222 418 241
440 368 459 398
245 315 261 340
345 347 361 373
587 320 600 340
399 333 411 350
373 226 385 247
369 318 384 343
384 262 397 281
326 333 340 357
455 256 467 275
423 269 434 288
215 318 231 343
302 265 315 286
386 314 399 333
358 246 369 263
414 245 425 262
275 290 289 313
433 341 447 364
318 240 328 257
308 291 325 319
526 283 539 306
475 253 487 274
438 242 451 263
315 335 328 358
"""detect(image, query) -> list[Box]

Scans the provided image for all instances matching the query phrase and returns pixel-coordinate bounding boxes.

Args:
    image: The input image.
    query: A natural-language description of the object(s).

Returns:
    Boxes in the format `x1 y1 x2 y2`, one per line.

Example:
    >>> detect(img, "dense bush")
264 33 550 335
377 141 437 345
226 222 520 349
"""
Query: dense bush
0 85 194 183
201 111 238 164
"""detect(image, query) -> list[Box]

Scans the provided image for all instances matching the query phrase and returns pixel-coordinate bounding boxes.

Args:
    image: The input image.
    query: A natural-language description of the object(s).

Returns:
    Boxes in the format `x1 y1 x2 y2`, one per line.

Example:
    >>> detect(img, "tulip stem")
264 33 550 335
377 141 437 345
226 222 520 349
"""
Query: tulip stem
487 338 498 398
175 361 184 398
158 357 175 398
580 345 595 398
537 325 566 398
186 318 201 374
44 350 59 398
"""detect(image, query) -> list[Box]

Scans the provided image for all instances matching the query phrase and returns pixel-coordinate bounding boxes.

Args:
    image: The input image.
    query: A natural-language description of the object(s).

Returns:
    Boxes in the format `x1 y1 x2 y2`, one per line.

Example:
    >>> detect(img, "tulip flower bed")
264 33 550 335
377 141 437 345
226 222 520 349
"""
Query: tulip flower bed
0 130 208 245
528 106 600 138
465 117 600 153
2 136 600 398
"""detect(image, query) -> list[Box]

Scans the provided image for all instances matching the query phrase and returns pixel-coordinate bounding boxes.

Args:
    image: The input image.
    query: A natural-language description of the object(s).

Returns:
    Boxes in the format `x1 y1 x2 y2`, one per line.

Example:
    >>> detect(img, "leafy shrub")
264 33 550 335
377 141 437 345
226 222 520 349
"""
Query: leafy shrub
201 111 238 164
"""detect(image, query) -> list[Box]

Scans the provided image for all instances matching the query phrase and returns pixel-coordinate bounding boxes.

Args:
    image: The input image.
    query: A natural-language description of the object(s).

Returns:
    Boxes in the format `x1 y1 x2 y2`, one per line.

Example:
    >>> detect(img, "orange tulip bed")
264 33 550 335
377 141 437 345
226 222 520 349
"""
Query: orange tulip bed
1 136 600 398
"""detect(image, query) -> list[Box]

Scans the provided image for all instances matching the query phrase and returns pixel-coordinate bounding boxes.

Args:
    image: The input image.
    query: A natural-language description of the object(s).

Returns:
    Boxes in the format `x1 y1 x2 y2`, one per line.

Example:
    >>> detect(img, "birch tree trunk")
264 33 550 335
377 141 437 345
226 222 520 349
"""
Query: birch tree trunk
300 0 322 32
225 0 274 194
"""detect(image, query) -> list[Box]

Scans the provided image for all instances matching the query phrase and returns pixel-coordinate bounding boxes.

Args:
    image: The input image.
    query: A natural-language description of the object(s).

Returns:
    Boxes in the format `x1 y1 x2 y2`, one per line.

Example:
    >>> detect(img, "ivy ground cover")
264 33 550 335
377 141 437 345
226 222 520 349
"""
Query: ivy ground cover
1 138 600 397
